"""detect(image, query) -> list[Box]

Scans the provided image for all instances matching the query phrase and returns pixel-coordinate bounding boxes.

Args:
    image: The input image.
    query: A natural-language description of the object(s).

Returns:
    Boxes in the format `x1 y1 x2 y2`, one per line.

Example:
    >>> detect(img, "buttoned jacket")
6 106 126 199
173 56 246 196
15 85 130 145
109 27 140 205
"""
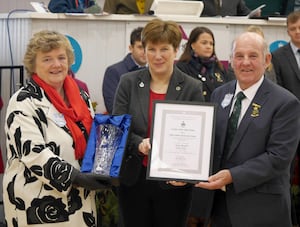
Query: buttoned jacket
272 43 300 100
207 78 300 227
200 0 250 16
113 66 204 186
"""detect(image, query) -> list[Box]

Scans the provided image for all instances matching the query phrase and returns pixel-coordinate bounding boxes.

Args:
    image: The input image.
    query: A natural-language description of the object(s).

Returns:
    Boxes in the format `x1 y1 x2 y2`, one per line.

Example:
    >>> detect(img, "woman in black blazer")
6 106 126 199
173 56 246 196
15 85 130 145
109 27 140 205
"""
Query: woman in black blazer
113 19 204 227
177 26 232 102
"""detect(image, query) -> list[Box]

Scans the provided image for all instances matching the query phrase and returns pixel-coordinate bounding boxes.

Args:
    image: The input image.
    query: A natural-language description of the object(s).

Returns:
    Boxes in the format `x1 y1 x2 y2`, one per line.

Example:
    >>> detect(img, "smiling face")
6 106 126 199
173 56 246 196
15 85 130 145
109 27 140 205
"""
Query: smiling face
34 47 69 90
145 41 178 77
231 32 271 90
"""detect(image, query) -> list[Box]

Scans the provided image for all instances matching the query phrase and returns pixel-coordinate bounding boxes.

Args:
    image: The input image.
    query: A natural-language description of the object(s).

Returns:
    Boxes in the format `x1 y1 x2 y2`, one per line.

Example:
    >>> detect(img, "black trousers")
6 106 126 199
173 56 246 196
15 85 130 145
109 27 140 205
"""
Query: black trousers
211 190 232 227
118 167 192 227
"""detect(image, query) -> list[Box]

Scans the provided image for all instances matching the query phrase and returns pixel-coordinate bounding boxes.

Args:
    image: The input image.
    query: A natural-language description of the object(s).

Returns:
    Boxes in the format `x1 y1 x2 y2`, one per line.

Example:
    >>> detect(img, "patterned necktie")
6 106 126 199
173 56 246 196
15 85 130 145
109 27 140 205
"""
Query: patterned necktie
136 0 145 14
224 91 246 152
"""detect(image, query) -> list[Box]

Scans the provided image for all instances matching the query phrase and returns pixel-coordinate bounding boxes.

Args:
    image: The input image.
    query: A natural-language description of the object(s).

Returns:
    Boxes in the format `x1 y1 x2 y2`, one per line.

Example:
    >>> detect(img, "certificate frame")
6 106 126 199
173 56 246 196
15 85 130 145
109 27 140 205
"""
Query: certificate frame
146 100 216 183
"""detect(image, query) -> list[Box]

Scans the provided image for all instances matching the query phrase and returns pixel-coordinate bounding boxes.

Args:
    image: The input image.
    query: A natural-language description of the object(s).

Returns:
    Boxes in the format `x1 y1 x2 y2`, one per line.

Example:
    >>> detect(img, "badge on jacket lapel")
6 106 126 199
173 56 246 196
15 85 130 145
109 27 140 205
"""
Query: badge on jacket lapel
139 82 145 88
53 113 66 127
221 93 233 108
215 73 224 83
251 103 261 117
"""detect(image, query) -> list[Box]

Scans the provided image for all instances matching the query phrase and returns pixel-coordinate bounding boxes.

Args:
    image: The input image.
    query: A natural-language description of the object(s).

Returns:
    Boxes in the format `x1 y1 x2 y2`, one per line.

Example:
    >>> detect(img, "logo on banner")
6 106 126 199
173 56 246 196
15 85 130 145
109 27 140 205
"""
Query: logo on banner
269 40 288 53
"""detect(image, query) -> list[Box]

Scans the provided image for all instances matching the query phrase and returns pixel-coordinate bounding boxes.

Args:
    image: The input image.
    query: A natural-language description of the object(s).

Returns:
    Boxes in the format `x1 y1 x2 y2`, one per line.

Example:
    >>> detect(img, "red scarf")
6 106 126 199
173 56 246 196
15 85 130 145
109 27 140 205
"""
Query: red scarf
32 74 93 160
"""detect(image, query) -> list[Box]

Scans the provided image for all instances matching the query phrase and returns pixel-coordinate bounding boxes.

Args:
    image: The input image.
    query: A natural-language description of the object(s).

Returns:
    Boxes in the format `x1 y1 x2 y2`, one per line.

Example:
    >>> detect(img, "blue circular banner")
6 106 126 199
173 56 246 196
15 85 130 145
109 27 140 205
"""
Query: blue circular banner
269 40 288 53
66 35 82 73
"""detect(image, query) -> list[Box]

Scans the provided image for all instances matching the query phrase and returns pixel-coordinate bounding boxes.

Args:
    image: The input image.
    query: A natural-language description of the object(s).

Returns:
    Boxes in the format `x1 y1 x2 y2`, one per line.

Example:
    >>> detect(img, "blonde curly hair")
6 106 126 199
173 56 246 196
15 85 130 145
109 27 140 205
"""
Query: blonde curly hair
23 30 74 77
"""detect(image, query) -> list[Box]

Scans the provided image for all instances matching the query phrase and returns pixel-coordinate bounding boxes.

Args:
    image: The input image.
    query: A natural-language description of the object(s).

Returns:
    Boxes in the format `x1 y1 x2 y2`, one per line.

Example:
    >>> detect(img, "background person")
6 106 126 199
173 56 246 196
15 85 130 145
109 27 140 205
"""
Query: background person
272 10 300 225
177 26 231 102
295 0 300 11
113 18 204 227
103 0 153 14
244 0 294 16
70 69 90 94
48 0 102 13
102 27 147 114
246 25 277 82
3 30 110 227
272 11 300 108
200 0 251 17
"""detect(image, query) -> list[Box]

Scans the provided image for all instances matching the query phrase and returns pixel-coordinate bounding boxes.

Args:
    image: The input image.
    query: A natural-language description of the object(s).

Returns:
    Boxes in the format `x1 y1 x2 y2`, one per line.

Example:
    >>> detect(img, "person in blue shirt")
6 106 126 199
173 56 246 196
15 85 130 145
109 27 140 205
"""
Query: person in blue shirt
48 0 101 13
102 27 147 114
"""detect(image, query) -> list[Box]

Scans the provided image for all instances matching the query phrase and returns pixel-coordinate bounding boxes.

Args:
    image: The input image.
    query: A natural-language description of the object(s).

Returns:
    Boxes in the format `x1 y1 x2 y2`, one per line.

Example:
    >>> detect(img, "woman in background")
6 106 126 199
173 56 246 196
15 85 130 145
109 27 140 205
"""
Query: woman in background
177 26 231 102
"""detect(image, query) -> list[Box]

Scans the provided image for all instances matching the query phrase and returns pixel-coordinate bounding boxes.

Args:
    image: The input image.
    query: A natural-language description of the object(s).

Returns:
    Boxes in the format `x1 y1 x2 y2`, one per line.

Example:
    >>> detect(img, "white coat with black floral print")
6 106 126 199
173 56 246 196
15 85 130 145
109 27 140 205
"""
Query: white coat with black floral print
3 79 97 227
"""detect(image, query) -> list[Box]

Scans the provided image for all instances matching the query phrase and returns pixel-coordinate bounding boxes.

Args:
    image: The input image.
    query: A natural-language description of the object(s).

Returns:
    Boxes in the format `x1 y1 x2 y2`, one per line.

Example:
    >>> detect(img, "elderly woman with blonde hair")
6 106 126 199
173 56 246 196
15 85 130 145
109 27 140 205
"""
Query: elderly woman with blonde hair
3 30 110 227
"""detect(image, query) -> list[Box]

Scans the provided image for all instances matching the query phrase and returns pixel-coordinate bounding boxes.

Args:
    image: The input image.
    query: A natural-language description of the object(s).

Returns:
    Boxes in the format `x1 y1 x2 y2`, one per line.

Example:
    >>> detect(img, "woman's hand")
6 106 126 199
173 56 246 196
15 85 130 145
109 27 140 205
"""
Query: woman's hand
138 138 151 155
167 181 187 187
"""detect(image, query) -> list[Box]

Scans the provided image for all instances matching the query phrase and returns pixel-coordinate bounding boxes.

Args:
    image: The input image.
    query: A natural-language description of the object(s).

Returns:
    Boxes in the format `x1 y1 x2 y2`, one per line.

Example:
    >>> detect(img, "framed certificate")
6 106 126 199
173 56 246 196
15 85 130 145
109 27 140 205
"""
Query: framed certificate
146 100 216 183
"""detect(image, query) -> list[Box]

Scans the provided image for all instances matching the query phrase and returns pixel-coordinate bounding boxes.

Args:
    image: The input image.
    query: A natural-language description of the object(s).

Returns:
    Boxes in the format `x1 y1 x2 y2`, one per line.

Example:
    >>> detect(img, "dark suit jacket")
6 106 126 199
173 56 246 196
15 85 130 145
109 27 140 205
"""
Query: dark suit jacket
113 66 204 186
208 78 300 227
200 0 250 17
102 53 140 114
272 43 300 100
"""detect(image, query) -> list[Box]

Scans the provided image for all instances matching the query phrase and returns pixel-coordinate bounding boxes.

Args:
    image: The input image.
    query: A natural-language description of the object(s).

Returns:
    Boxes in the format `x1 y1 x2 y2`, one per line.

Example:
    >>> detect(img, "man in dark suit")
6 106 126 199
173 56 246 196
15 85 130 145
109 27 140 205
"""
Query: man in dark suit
102 27 147 114
196 32 300 227
272 10 300 226
200 0 250 17
272 11 300 100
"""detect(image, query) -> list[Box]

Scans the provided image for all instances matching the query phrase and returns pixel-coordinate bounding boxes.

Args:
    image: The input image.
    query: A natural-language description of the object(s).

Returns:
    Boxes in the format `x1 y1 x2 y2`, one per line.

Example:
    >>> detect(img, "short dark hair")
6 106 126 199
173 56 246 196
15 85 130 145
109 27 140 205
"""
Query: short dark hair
141 19 182 49
130 27 143 45
287 10 300 26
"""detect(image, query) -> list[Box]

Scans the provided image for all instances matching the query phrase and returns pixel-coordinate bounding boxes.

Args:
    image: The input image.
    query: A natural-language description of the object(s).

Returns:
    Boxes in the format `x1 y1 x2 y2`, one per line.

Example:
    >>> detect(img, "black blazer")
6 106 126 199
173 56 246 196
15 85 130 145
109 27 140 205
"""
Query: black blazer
200 0 250 16
113 66 204 186
272 43 300 100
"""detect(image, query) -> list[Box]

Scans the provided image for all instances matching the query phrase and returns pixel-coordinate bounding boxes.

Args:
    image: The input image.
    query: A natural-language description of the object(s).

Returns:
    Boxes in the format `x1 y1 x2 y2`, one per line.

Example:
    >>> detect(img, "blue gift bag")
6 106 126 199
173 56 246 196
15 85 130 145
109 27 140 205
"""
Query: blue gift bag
81 114 131 177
